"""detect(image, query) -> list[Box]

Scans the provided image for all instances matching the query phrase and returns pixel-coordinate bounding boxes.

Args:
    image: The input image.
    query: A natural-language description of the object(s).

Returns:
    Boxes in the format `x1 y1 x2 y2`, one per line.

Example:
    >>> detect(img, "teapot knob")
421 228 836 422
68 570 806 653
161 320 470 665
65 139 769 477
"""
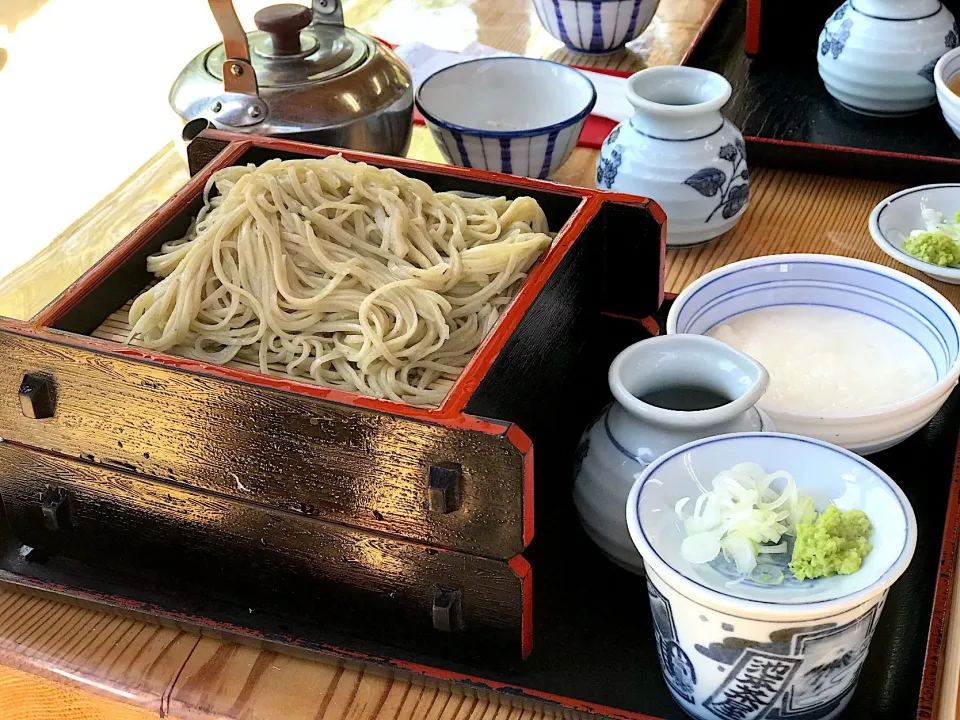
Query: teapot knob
254 4 313 55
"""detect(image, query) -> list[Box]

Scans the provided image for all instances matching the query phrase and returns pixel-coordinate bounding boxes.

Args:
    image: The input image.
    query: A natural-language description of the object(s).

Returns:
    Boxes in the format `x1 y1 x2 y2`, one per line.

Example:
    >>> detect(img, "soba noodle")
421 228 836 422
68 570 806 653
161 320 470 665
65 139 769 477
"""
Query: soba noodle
125 156 553 407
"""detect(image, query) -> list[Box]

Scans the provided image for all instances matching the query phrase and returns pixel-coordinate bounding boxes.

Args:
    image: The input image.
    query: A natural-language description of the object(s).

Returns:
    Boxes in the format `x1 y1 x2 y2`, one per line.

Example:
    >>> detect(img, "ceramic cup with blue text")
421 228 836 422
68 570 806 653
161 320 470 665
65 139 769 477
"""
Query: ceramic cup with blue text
531 0 661 55
626 432 917 720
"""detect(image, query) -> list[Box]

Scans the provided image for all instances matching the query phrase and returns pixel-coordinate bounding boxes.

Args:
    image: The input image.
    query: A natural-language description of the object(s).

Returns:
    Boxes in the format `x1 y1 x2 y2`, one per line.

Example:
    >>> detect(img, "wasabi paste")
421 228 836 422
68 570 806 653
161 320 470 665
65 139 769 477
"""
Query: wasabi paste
902 209 960 267
788 504 873 581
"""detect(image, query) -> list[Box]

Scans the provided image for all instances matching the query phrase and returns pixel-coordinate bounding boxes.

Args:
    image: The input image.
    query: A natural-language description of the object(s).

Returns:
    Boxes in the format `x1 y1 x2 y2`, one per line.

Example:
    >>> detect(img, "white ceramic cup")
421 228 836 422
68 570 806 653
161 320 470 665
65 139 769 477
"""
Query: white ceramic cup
626 432 917 720
935 46 960 139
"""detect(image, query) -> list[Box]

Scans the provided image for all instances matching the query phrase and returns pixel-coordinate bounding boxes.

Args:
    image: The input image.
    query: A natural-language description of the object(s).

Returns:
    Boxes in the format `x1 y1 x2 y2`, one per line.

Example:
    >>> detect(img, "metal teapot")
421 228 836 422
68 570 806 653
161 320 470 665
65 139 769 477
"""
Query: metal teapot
170 0 413 155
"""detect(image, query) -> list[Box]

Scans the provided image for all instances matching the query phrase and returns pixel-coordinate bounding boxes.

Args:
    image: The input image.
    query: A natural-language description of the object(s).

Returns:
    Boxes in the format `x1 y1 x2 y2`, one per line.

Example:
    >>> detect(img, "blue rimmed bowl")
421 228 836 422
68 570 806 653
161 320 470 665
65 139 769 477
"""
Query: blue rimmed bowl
666 254 960 454
415 57 596 179
626 431 916 720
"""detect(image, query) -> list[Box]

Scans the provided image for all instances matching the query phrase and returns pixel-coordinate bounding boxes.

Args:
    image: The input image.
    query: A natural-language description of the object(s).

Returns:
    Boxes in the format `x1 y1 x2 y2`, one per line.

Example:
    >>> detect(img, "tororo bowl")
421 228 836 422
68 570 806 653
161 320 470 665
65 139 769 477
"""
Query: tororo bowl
666 254 960 454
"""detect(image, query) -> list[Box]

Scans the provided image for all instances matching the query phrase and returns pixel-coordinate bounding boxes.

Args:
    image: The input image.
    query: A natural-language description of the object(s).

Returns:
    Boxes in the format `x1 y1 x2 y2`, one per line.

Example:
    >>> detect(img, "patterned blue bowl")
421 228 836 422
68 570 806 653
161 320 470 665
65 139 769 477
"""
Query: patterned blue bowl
626 431 917 720
415 57 596 179
666 254 960 454
531 0 661 54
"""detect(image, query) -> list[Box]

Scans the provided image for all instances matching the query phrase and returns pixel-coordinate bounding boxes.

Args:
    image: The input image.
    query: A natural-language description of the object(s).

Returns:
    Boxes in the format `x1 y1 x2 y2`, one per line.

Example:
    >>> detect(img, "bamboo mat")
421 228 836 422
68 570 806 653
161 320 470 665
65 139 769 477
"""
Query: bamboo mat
90 290 329 388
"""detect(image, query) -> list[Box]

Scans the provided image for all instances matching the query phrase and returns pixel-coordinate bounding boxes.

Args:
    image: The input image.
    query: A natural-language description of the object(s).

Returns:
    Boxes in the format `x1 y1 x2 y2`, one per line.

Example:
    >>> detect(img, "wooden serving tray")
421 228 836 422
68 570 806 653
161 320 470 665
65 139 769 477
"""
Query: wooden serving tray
684 0 960 183
0 301 955 719
0 133 952 717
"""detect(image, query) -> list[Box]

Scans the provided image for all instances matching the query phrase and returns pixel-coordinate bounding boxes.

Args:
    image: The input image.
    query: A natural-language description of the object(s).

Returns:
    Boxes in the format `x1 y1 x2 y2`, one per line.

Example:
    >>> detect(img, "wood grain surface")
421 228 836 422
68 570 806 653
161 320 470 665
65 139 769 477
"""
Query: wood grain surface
0 0 959 718
0 664 158 720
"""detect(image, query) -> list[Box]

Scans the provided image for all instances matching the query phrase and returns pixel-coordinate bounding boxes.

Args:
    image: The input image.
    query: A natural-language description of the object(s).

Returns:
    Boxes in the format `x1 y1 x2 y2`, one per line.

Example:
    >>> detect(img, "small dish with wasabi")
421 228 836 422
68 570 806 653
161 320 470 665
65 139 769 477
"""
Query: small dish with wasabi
626 431 916 720
869 183 960 284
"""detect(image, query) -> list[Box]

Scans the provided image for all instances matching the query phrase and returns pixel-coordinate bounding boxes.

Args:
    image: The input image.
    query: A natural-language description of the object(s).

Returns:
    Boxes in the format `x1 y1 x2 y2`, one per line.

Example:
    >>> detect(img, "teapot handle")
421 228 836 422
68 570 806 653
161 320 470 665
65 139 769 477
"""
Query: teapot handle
209 0 259 95
311 0 344 27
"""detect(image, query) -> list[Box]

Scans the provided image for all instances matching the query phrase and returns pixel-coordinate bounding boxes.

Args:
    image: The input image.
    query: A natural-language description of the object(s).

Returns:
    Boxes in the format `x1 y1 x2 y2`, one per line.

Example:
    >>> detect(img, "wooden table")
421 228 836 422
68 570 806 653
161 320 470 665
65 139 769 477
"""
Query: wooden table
0 0 958 718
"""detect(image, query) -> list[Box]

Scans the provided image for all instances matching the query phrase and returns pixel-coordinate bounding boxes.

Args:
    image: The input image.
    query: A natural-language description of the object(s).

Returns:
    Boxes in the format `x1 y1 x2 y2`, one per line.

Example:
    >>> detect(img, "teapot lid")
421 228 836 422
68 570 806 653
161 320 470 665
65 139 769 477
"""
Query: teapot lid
204 4 370 87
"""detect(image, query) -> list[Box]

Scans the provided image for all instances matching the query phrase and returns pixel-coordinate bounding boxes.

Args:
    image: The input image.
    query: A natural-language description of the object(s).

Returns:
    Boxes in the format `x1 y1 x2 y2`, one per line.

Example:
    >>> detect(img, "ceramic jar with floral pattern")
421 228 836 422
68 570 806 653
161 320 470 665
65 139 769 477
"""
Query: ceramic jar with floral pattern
818 0 957 116
595 66 749 247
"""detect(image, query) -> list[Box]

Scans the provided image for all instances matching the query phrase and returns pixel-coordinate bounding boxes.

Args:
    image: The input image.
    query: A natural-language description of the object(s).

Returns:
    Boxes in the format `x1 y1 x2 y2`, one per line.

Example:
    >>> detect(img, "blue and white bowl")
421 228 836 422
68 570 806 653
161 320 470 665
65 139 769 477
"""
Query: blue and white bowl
415 57 596 179
666 254 960 454
935 47 960 139
626 432 917 720
531 0 661 55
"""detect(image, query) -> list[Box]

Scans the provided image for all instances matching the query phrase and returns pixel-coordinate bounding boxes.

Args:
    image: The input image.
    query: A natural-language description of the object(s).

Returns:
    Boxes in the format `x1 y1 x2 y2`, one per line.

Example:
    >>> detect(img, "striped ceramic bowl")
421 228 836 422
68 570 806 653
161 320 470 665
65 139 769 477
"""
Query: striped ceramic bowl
415 57 596 179
532 0 661 54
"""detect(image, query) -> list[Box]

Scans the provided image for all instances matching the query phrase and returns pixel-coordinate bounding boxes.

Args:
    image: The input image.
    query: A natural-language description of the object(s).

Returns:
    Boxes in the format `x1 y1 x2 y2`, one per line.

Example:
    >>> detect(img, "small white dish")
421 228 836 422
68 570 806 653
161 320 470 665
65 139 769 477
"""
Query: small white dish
666 254 960 454
531 0 661 54
415 57 596 179
596 66 749 247
869 183 960 284
626 432 916 720
935 46 960 139
817 0 958 116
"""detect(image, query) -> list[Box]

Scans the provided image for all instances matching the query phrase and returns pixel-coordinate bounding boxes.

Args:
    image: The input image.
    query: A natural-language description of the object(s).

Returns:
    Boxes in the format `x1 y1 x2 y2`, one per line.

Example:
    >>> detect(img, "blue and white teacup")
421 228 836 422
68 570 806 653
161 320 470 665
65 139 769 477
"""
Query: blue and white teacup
626 432 917 720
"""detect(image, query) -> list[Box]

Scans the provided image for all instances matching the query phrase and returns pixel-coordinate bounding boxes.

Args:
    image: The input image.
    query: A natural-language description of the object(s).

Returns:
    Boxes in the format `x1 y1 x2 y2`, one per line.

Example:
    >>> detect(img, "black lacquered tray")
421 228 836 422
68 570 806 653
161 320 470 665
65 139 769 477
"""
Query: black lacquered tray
0 301 956 720
683 0 960 183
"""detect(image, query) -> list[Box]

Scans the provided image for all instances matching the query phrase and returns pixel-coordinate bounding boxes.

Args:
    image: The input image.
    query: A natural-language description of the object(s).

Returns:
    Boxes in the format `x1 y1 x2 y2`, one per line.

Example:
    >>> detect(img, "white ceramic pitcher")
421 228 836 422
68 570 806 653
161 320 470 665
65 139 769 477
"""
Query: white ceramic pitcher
572 335 774 574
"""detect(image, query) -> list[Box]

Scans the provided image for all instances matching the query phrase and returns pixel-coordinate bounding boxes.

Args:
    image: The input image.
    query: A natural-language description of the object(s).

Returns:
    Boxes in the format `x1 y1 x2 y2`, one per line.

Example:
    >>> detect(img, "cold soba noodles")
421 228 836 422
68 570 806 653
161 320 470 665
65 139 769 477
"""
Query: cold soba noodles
708 306 936 413
125 157 553 407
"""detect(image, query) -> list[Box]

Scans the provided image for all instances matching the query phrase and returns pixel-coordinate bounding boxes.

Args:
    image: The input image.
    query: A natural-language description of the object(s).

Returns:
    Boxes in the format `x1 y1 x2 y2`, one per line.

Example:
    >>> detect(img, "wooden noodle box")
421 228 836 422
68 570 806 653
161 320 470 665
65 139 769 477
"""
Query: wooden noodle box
0 131 666 662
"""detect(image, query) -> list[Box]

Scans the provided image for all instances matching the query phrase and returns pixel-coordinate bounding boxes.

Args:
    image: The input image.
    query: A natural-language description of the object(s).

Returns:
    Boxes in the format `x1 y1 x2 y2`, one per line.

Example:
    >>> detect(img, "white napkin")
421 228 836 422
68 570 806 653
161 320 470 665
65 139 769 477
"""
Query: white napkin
394 42 634 124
